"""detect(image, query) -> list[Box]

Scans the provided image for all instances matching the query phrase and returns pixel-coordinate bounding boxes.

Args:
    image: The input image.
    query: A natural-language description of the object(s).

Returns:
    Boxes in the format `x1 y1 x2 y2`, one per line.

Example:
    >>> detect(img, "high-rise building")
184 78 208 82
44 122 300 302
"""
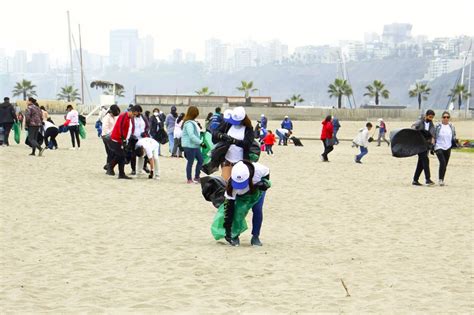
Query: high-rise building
364 32 380 43
205 38 229 72
172 49 183 64
382 23 412 46
185 52 196 63
29 53 49 73
234 48 252 71
13 50 27 73
109 29 139 69
137 35 154 69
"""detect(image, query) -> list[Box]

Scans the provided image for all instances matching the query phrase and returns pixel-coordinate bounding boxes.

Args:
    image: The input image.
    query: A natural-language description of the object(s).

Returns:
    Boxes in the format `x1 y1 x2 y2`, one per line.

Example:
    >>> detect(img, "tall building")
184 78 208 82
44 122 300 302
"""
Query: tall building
13 50 27 73
234 48 252 71
29 53 49 73
364 32 380 43
137 35 154 69
172 49 183 64
185 52 196 63
205 38 229 72
382 23 412 46
109 29 139 69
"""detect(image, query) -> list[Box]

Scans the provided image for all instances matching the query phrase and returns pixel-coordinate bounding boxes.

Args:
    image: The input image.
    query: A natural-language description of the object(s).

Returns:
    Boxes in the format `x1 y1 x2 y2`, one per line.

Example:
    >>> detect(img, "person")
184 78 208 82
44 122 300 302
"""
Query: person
411 109 436 186
107 105 141 179
212 106 254 181
43 119 59 150
260 114 268 129
353 122 373 163
221 160 271 246
40 106 49 122
150 108 166 155
63 104 81 150
263 130 276 155
320 115 334 162
143 110 151 124
434 111 456 186
135 137 160 180
376 118 390 146
275 127 291 145
208 107 223 132
129 105 150 175
165 105 178 154
181 106 204 184
0 97 17 146
24 97 45 156
332 116 341 145
101 105 120 174
172 113 185 158
281 115 293 131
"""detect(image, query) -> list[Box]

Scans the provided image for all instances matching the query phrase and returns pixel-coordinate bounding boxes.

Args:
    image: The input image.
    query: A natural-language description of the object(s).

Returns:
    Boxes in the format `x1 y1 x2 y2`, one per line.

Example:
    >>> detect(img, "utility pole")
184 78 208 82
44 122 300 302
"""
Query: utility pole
78 24 84 104
67 11 74 87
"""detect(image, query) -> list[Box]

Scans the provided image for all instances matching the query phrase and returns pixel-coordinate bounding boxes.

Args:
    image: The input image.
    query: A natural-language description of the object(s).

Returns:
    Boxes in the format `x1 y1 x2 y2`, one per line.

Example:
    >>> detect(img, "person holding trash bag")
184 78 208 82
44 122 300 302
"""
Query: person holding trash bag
411 109 436 186
0 97 18 146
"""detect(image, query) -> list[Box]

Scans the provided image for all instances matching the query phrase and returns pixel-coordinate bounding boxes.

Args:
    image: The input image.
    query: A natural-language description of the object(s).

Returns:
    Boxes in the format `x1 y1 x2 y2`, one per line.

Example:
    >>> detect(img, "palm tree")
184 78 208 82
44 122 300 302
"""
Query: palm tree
364 80 390 105
12 79 37 100
448 84 471 110
286 94 304 106
408 83 431 110
327 78 353 109
195 87 215 96
104 86 125 98
236 80 258 102
57 85 81 102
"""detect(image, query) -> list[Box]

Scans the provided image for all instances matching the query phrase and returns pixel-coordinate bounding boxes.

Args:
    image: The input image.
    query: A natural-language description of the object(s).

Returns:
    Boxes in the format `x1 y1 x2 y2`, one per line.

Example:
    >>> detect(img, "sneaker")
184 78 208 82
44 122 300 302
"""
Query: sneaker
186 179 194 184
320 154 325 161
38 147 45 157
137 170 144 175
355 159 362 164
130 170 136 176
106 169 115 176
225 236 240 247
251 235 262 246
103 164 108 171
426 180 435 186
143 168 150 174
439 180 445 186
154 175 160 180
193 177 201 184
29 153 35 156
118 174 132 180
412 181 422 186
69 147 77 150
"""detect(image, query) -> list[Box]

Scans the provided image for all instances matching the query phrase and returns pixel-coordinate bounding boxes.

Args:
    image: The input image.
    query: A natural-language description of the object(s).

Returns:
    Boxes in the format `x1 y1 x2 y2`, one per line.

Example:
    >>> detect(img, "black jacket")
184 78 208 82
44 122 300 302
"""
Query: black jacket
212 122 254 160
0 102 17 124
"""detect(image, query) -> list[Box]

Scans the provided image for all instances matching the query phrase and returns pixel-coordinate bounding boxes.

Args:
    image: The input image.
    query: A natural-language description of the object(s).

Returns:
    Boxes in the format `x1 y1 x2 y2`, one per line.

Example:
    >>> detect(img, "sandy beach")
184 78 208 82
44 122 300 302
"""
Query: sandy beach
1 117 473 313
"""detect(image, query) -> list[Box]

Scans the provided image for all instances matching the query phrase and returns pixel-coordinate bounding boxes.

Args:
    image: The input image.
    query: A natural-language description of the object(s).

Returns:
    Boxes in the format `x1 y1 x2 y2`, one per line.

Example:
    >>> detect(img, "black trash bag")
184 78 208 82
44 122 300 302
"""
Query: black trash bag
202 141 231 175
200 175 227 208
25 131 44 147
390 128 431 158
155 128 168 145
79 114 87 125
290 136 304 146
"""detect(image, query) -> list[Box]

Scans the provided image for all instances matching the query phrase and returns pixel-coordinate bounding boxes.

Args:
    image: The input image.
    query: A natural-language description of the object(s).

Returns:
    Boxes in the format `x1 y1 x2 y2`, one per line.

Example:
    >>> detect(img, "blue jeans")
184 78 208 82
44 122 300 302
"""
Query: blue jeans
356 146 368 161
276 130 287 145
183 147 203 180
168 131 174 154
251 192 266 236
333 129 339 144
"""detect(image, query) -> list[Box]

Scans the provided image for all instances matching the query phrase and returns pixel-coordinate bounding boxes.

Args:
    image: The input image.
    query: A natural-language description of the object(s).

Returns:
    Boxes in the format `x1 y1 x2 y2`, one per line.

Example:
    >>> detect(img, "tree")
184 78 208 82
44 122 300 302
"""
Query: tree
12 79 37 100
448 84 471 110
408 83 431 110
364 80 390 105
195 87 215 96
327 78 353 109
286 94 304 106
236 80 258 101
57 85 81 102
104 86 125 98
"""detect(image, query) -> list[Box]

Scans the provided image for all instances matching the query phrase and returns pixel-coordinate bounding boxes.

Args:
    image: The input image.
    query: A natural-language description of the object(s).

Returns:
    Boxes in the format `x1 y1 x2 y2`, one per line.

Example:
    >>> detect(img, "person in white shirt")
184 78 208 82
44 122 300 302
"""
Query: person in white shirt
171 113 185 157
130 106 150 175
434 111 456 186
101 105 120 174
43 120 59 150
352 122 373 163
135 137 160 180
275 128 291 145
64 104 80 150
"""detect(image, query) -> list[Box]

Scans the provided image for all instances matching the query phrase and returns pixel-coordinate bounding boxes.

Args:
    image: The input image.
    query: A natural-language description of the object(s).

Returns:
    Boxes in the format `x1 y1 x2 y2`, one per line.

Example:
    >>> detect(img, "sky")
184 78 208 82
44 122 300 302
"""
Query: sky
0 0 472 61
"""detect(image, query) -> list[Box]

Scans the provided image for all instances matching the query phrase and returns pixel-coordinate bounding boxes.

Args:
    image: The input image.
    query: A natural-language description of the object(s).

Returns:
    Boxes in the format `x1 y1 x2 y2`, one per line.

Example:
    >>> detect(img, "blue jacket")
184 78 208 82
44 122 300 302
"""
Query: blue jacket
181 120 201 148
281 119 293 130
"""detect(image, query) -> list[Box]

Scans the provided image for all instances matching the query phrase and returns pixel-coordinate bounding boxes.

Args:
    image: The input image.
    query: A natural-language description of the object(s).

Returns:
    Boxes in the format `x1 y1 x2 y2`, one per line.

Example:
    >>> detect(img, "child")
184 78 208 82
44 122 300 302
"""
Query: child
135 137 160 180
263 130 276 155
352 122 373 163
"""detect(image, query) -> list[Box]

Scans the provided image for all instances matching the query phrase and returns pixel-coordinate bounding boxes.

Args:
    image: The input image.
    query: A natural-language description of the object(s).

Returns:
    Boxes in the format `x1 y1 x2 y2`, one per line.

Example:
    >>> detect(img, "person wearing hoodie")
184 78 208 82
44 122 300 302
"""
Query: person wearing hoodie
165 105 178 154
0 97 17 146
260 114 268 129
352 122 373 163
24 97 45 156
281 115 293 131
320 115 334 162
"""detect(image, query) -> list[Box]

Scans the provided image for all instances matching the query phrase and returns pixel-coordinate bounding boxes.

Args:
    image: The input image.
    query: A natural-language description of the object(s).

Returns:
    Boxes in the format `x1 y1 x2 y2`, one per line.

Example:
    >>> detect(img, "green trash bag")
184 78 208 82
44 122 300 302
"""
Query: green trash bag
200 131 214 165
13 121 21 144
79 122 87 139
211 190 263 240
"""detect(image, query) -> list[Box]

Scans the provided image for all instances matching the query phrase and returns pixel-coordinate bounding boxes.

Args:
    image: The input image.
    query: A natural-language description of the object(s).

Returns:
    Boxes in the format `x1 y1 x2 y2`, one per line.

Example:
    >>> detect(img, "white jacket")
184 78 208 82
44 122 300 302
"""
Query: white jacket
353 127 370 148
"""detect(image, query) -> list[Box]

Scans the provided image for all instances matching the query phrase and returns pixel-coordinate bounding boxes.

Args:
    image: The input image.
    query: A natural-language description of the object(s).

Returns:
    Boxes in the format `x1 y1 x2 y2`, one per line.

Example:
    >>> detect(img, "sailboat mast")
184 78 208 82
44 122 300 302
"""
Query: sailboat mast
67 11 74 87
466 42 473 113
78 24 84 104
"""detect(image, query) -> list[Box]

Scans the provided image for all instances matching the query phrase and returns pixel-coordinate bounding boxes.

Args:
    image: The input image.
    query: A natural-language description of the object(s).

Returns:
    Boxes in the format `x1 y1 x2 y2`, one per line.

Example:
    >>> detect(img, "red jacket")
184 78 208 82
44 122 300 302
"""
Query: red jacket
111 112 134 143
320 120 333 140
263 133 276 145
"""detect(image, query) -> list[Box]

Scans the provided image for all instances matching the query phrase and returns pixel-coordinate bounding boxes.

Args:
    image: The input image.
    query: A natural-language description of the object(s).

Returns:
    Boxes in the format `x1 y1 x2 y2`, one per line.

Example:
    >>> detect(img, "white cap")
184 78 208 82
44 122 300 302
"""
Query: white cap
223 109 233 122
377 118 383 122
231 161 250 189
261 114 265 117
284 115 289 118
229 106 246 125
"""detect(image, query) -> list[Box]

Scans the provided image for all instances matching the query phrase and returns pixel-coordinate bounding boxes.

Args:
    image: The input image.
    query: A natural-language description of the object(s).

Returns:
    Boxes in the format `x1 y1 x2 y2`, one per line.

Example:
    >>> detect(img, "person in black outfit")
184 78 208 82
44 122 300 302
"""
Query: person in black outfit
0 97 18 146
411 109 436 186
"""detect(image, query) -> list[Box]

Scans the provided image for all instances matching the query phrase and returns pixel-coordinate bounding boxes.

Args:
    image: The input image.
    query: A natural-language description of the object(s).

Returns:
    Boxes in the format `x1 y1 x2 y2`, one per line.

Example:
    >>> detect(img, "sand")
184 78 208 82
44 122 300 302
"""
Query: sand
1 117 473 313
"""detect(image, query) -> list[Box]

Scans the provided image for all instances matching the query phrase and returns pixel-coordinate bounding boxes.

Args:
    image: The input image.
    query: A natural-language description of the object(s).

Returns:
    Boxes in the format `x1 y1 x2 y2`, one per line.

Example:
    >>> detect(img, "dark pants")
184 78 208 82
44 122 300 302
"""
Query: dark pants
413 151 431 182
333 129 339 145
107 139 127 176
44 128 58 149
251 192 266 236
102 136 113 166
265 144 273 155
321 139 334 161
128 137 139 172
435 149 451 180
69 125 80 148
172 137 182 157
183 147 203 180
27 126 42 153
0 122 13 145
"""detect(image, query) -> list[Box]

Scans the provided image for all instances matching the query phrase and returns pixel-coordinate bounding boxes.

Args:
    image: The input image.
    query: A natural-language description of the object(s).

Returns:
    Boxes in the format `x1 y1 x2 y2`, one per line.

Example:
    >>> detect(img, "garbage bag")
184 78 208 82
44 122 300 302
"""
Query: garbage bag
13 121 21 144
202 141 231 175
79 122 87 139
200 131 214 165
390 128 431 158
200 175 227 208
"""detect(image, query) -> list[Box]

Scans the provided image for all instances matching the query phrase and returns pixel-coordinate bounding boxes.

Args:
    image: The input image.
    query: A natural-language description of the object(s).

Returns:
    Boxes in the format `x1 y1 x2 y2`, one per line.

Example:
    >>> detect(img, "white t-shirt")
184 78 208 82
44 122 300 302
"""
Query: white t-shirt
225 125 246 163
66 110 79 126
276 128 289 136
136 138 160 158
424 121 430 131
43 121 58 133
435 124 453 151
133 116 146 138
225 162 270 200
174 120 183 139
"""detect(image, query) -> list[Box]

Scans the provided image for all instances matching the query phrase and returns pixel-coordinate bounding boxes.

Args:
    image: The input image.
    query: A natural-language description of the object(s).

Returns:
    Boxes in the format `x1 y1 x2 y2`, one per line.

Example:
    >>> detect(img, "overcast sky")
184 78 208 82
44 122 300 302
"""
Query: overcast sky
1 0 472 60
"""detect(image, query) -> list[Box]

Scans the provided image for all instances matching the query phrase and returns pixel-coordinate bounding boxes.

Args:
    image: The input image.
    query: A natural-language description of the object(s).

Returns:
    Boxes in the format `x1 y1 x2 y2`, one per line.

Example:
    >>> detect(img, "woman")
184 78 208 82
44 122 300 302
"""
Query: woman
64 104 80 150
212 106 254 181
43 119 59 150
181 106 203 184
150 107 166 155
211 160 271 247
40 106 49 122
102 105 120 174
172 113 185 158
320 115 334 162
130 105 149 175
434 111 456 186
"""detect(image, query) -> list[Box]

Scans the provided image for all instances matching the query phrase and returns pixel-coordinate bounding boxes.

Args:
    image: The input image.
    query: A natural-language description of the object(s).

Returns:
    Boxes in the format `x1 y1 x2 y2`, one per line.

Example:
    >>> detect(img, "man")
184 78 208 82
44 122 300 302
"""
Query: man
165 106 178 154
275 127 291 146
107 105 141 179
411 109 436 186
208 107 223 132
353 122 373 163
376 118 390 146
332 116 341 145
260 114 268 129
0 97 17 146
24 97 45 156
281 115 293 131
